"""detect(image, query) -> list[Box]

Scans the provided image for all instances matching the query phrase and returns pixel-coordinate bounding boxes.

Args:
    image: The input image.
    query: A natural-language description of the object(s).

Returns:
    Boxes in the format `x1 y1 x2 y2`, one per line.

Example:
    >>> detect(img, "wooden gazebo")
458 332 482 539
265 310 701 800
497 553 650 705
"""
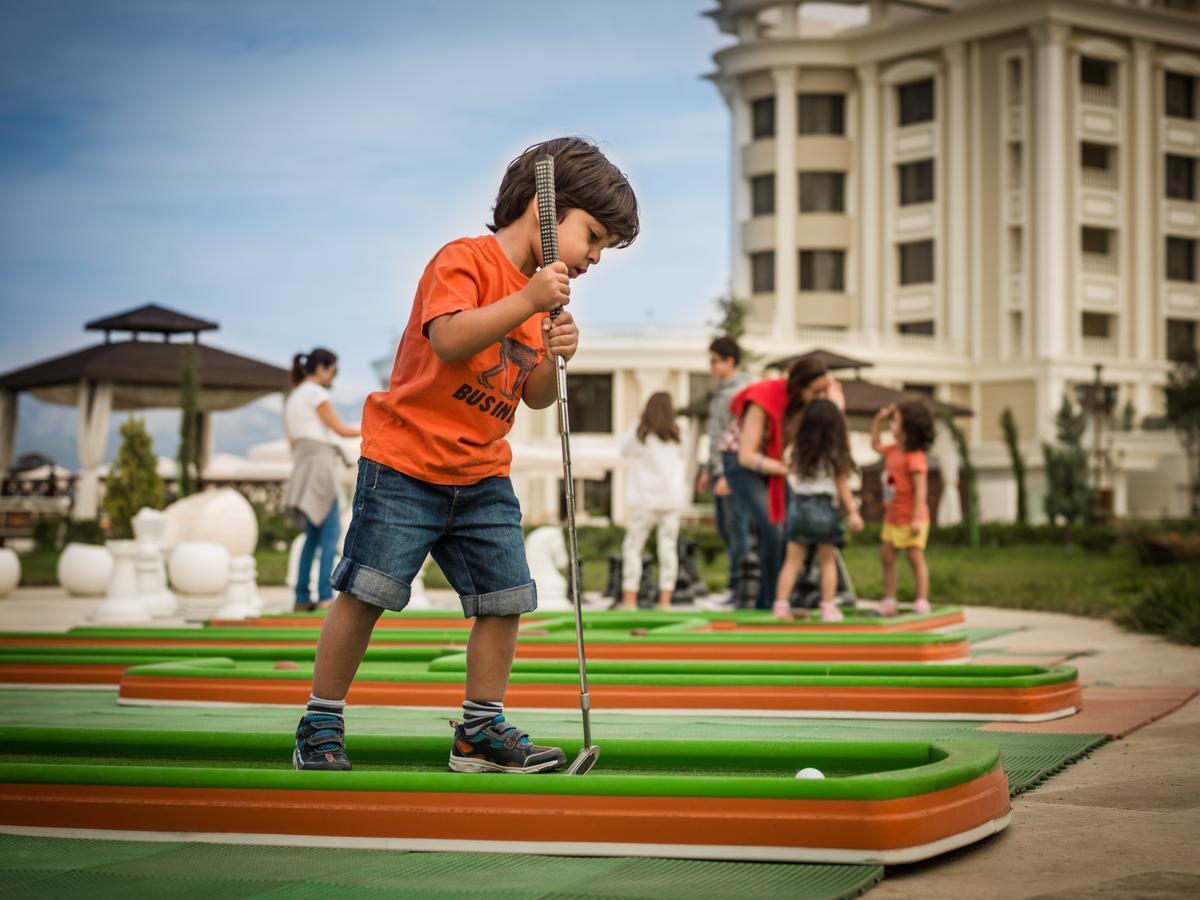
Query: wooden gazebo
0 304 291 519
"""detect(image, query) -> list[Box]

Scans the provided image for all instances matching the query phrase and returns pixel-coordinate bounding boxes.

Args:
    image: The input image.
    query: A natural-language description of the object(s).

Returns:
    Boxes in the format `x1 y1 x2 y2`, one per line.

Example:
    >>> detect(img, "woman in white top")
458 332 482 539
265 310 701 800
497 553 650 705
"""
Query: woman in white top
619 392 686 610
281 348 360 611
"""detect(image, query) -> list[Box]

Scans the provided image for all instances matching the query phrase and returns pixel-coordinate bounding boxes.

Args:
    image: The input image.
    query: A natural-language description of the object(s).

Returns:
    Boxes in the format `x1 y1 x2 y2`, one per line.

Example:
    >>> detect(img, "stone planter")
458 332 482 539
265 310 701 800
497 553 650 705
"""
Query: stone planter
0 547 20 597
57 543 113 597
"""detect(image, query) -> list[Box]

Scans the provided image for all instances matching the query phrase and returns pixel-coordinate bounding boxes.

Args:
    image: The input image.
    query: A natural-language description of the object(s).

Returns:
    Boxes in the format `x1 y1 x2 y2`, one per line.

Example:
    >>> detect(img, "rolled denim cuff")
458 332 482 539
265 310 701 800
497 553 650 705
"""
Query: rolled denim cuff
330 558 411 612
461 580 537 618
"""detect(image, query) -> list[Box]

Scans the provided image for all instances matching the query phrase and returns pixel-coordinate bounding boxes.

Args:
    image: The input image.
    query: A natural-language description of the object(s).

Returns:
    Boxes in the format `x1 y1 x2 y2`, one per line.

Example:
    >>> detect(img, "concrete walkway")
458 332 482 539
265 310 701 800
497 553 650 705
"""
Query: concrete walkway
1 588 1197 899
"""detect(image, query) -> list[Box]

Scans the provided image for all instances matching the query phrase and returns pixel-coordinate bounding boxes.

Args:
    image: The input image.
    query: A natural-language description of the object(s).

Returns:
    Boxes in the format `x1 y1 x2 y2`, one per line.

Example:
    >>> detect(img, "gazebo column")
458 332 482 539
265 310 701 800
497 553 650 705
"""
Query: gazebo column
73 379 114 521
196 410 214 483
0 389 16 479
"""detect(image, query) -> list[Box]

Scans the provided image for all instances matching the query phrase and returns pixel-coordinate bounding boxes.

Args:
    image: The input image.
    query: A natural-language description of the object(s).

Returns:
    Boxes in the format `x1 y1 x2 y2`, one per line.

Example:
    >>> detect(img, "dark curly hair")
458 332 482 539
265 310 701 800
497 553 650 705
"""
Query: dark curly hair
897 398 936 452
790 398 855 480
488 136 639 248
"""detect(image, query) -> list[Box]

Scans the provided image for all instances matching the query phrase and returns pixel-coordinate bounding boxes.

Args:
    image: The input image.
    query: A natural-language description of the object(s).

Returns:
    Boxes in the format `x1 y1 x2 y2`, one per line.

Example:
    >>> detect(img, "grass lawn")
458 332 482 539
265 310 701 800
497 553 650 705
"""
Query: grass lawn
16 540 1197 641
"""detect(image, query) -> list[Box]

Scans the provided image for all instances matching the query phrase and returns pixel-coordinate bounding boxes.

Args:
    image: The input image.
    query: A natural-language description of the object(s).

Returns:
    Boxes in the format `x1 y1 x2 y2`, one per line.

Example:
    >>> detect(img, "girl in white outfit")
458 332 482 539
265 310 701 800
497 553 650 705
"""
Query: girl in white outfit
619 392 686 610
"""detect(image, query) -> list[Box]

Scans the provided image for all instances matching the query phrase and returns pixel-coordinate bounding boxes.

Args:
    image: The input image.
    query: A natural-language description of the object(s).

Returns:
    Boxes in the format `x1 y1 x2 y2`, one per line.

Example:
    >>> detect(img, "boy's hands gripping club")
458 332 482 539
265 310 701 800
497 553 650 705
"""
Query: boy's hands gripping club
522 263 578 360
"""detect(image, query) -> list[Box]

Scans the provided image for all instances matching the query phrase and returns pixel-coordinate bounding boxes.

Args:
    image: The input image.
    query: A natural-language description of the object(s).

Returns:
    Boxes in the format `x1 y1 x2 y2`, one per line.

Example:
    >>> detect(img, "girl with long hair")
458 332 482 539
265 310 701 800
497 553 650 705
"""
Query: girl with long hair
280 348 361 611
618 391 686 610
773 399 863 621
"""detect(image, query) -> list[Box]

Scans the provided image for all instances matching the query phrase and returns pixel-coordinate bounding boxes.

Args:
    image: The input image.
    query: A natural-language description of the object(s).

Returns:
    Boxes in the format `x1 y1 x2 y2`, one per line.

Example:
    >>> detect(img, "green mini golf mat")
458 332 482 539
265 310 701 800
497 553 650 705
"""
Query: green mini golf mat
0 834 884 900
0 689 1104 797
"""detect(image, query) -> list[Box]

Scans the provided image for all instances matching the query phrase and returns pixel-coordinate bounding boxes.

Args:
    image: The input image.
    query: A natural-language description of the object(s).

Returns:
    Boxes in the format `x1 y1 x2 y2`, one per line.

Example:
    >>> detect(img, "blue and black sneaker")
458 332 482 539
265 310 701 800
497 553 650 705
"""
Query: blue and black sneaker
448 716 566 774
293 713 352 771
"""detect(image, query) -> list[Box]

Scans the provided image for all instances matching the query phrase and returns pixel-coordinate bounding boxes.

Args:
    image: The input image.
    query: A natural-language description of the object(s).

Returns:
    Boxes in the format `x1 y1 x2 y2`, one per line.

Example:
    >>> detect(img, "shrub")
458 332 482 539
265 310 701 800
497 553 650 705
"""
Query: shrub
254 503 303 550
103 416 165 539
64 519 106 546
1118 568 1200 645
32 516 65 552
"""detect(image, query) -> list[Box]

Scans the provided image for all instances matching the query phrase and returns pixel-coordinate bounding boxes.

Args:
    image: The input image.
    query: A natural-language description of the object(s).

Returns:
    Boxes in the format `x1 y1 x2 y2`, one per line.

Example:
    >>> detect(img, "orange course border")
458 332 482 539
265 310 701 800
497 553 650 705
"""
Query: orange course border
118 674 1081 717
0 768 1009 859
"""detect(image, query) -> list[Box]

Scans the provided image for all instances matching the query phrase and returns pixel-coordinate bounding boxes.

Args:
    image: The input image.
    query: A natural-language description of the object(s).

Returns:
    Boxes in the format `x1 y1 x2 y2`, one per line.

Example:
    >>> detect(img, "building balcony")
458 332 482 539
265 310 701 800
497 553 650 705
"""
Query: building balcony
1082 252 1119 276
1080 84 1117 108
1081 168 1118 191
1081 335 1119 358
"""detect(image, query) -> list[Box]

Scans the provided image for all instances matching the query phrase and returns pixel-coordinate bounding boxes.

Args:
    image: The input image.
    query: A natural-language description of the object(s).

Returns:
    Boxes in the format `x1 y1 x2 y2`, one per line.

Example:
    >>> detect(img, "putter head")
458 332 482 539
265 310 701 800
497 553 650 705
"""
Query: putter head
564 745 600 776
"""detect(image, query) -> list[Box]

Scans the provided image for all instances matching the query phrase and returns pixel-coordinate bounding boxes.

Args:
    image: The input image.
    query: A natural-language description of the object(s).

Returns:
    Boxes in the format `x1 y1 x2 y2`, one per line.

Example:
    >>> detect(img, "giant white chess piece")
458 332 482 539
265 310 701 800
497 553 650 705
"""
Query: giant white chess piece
215 554 257 620
132 508 176 617
524 525 571 611
92 539 152 624
168 541 231 622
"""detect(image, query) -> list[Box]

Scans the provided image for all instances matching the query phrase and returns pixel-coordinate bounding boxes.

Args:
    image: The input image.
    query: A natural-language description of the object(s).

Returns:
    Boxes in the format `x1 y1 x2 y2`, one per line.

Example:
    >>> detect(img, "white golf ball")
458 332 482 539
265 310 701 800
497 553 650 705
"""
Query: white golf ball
795 767 825 780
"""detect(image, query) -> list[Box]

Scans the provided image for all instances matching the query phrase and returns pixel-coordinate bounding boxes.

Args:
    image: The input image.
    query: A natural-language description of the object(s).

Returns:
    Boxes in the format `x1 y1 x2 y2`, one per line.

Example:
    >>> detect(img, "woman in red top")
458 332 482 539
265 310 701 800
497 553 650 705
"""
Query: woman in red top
729 357 842 609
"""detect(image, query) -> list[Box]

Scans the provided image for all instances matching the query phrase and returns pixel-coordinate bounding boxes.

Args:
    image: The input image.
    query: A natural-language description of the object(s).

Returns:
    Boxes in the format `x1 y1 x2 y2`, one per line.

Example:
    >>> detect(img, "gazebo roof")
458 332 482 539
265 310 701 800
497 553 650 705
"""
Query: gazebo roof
0 341 289 395
85 303 218 336
840 377 972 418
766 348 875 372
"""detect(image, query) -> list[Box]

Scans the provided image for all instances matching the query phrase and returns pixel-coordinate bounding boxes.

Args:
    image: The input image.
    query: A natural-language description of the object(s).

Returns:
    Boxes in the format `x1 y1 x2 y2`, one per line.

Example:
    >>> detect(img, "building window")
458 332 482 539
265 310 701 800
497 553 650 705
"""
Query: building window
898 320 935 336
1080 56 1117 106
1080 142 1118 190
1006 58 1023 105
751 96 775 139
688 372 714 410
1009 311 1024 355
1081 226 1117 274
1167 318 1198 363
1082 312 1114 339
1167 236 1198 282
799 250 845 292
903 383 936 398
897 78 935 126
1008 226 1023 274
751 251 775 292
1166 154 1197 201
1007 143 1023 188
565 374 613 434
799 172 845 212
750 174 775 216
1166 71 1197 119
561 473 612 523
898 159 935 205
898 239 935 285
797 94 845 135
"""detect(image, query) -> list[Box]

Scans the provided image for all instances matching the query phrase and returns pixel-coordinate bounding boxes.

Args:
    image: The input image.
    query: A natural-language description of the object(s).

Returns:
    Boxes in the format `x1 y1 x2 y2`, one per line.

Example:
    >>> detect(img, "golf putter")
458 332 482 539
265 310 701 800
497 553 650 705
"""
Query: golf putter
534 152 600 776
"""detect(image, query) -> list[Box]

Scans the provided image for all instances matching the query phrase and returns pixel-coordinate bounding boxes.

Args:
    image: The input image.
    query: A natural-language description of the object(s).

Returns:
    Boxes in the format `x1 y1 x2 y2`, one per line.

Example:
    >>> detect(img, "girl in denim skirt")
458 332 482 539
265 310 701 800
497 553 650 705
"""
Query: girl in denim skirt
773 398 863 622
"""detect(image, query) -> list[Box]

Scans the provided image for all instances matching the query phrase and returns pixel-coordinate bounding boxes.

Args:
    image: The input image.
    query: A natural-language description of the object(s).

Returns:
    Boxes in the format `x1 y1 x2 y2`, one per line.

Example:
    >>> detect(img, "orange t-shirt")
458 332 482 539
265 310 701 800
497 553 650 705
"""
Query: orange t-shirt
882 444 929 525
360 235 546 484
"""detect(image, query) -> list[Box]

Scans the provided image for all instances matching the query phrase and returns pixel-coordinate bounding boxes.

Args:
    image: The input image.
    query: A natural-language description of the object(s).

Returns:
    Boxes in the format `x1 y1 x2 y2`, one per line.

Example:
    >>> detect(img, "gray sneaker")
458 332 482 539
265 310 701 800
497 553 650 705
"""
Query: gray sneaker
448 717 566 774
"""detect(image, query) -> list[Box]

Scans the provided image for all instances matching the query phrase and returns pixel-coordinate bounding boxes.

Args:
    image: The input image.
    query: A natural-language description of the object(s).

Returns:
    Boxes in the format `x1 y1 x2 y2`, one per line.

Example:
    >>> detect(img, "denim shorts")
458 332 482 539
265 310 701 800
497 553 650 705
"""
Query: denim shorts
785 493 845 548
330 458 536 617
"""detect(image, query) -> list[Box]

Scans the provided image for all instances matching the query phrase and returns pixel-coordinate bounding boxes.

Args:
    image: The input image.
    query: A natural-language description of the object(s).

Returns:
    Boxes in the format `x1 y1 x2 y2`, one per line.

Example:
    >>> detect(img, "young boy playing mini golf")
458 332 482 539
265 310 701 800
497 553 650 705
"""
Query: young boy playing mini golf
293 137 639 773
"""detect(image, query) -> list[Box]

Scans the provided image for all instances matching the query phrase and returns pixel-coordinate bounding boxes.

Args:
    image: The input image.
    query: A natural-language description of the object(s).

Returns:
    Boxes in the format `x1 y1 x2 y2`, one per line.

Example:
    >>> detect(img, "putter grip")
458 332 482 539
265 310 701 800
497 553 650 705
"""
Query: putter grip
534 153 562 320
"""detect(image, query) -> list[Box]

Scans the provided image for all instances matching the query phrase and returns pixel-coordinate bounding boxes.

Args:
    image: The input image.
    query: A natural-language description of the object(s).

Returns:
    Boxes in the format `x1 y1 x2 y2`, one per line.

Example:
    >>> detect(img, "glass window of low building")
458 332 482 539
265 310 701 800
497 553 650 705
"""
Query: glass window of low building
897 320 935 336
1167 318 1198 363
751 251 775 292
799 171 845 212
751 96 775 139
1166 154 1197 201
898 239 935 285
1165 71 1197 119
902 383 936 398
1080 56 1114 87
1167 236 1198 282
565 374 613 434
751 174 776 216
897 78 935 126
898 159 935 205
1081 226 1113 255
799 249 845 292
797 93 845 135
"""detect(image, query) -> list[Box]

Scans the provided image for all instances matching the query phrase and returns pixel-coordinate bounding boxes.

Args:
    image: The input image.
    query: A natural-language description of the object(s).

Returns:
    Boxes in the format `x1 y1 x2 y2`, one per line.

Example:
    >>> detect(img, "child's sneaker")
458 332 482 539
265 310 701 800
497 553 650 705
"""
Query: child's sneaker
448 716 566 774
873 598 898 617
818 603 844 623
293 713 352 771
912 598 932 614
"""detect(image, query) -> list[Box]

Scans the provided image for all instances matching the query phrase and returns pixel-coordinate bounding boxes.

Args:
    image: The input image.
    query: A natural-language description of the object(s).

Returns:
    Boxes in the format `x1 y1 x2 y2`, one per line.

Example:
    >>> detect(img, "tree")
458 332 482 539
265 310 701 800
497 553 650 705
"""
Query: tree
941 413 979 548
104 416 165 539
708 294 748 342
1164 351 1200 517
177 346 200 498
1042 395 1092 543
1000 407 1028 525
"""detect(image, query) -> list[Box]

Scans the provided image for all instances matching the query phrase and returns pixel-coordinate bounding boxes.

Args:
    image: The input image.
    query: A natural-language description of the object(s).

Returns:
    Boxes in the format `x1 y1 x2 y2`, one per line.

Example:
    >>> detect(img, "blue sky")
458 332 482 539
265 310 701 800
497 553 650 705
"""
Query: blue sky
0 0 731 465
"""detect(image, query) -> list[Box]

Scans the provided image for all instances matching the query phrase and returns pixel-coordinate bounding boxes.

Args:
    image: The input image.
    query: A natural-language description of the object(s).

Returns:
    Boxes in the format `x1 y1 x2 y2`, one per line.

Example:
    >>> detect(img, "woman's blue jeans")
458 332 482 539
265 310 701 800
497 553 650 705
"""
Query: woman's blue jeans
723 455 783 610
716 452 751 595
296 497 340 605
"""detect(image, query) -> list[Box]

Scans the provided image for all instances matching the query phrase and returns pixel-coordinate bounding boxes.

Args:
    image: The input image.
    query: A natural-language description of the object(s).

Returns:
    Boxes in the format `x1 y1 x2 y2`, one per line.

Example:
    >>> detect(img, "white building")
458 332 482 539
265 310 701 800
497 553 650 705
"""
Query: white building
696 0 1199 521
